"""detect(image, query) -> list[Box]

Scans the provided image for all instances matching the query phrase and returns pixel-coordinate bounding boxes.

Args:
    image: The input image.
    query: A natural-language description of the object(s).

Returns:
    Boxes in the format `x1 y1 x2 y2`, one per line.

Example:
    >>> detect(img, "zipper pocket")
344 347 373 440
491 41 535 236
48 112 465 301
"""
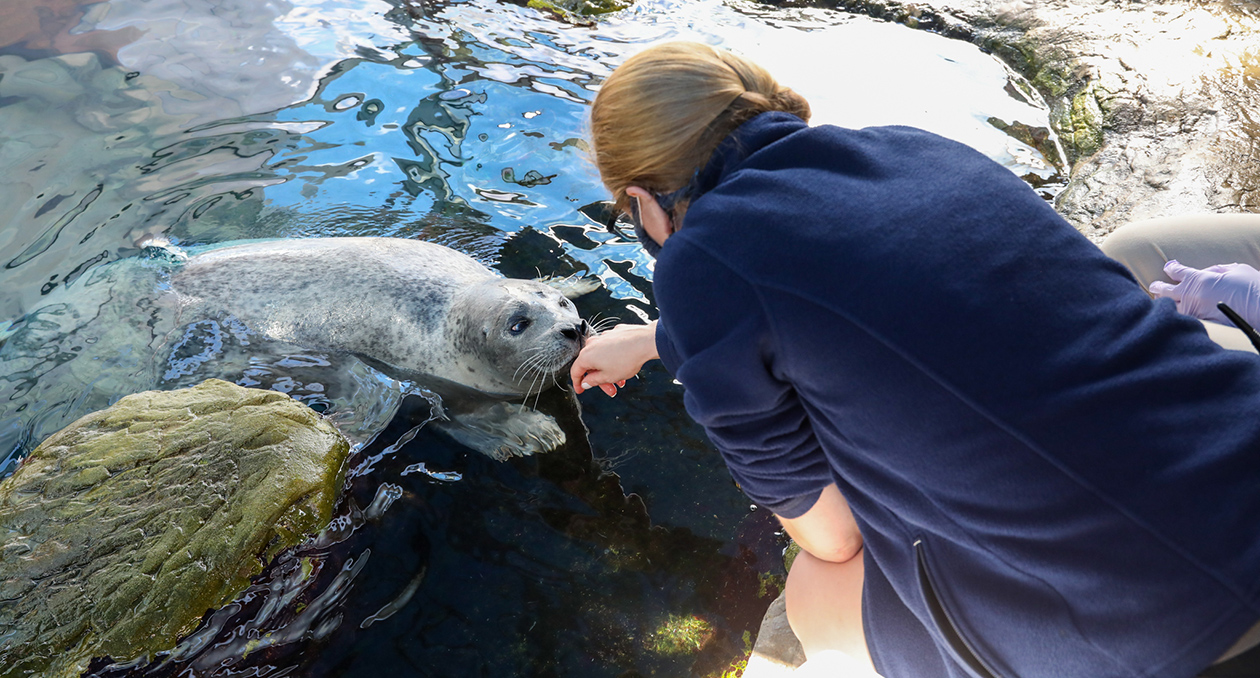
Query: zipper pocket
915 539 1004 678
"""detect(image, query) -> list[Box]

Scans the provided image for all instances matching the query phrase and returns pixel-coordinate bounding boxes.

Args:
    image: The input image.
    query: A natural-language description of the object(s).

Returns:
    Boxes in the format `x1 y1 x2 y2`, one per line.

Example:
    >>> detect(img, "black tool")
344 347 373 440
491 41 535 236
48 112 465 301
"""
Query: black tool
1217 302 1260 353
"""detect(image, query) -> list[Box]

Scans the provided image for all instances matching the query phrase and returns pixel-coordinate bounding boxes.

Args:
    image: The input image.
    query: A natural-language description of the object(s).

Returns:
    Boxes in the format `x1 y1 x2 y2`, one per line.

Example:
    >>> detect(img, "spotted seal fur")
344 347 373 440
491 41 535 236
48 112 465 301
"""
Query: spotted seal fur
172 237 592 459
173 237 586 395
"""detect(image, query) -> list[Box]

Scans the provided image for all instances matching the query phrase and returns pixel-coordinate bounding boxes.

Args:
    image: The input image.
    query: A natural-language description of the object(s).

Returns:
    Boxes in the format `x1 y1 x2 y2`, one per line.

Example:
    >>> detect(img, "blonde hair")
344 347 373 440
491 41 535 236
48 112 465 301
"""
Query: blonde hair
590 42 811 214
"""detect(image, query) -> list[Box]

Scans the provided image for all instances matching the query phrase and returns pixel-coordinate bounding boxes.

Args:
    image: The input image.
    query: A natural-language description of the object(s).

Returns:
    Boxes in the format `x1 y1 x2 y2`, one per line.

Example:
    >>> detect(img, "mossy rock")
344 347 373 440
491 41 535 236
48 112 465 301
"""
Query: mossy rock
1063 82 1108 158
524 0 629 22
986 116 1065 171
782 540 802 573
0 379 350 678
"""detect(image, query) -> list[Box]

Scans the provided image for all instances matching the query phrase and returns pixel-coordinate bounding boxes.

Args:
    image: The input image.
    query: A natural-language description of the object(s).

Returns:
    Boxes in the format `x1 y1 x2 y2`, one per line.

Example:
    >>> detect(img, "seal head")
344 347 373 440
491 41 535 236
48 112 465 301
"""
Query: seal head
447 279 586 396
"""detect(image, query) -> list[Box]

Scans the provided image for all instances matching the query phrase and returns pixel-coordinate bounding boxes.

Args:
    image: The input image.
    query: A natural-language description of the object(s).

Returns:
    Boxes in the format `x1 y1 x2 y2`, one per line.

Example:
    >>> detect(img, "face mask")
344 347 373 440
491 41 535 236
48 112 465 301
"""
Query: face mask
633 218 665 259
625 184 693 259
602 198 665 259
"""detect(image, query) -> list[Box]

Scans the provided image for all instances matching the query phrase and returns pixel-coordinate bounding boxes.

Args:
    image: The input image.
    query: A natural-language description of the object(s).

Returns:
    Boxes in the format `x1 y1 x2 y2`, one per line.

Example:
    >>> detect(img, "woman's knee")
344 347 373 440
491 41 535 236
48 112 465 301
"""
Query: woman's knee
1102 213 1260 290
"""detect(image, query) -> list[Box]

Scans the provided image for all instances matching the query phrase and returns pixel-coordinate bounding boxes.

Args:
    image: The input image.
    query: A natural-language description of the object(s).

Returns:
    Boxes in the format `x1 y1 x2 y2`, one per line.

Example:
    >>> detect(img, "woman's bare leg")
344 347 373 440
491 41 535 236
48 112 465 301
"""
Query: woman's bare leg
784 548 876 673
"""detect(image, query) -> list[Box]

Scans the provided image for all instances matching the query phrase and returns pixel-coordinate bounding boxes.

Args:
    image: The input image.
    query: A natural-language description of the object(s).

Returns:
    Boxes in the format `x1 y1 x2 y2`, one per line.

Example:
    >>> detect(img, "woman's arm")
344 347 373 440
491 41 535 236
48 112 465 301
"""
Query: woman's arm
777 483 864 563
570 320 659 396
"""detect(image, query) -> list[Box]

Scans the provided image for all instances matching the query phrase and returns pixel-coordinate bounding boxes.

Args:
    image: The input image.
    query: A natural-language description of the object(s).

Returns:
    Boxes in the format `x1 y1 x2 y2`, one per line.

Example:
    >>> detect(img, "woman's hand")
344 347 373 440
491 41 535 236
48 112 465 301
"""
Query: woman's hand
1149 260 1260 327
570 321 660 397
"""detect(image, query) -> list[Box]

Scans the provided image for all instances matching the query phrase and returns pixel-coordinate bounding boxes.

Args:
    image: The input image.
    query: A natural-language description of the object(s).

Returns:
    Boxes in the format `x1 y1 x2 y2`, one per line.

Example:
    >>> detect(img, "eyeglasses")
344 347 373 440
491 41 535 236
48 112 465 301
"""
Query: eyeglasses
604 184 693 240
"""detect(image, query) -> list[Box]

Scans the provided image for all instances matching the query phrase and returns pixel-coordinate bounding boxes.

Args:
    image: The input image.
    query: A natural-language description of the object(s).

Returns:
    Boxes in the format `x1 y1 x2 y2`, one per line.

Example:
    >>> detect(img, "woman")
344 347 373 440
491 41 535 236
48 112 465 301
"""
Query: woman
570 42 1260 677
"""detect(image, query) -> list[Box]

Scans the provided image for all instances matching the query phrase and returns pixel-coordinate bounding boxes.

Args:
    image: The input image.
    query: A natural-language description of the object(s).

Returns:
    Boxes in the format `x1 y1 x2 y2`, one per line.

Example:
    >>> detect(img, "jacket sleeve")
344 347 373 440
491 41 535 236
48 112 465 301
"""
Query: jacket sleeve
654 239 832 519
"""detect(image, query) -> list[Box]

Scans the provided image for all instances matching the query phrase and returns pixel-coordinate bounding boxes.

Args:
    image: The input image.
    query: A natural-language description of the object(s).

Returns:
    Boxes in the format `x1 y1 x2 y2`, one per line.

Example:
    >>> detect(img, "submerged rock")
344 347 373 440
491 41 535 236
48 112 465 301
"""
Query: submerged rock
645 614 716 656
0 379 349 678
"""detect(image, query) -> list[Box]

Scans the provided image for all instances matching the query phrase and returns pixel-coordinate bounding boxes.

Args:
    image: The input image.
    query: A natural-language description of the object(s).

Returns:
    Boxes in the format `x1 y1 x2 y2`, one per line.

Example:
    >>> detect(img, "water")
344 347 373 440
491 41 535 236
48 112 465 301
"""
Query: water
0 0 1063 675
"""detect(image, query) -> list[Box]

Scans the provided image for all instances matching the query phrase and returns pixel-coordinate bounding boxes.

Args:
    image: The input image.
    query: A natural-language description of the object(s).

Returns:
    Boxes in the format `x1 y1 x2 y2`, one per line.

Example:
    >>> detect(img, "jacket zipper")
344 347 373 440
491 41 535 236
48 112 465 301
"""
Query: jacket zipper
915 539 1005 678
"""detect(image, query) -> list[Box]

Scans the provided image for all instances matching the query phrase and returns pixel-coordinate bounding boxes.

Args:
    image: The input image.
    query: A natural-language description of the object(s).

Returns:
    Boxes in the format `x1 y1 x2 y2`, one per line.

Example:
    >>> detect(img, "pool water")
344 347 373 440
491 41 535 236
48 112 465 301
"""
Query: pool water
0 0 1064 675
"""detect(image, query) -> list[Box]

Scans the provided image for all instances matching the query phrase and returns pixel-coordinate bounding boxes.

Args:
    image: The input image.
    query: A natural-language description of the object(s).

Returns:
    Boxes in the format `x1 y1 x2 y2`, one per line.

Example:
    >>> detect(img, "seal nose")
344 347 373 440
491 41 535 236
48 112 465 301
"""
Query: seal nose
560 324 581 341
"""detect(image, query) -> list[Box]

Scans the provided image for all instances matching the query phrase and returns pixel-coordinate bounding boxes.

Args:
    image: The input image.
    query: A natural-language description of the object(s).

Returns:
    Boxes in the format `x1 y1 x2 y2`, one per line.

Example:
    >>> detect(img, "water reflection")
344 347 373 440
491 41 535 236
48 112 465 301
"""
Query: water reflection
1 0 1066 674
0 0 141 64
0 0 1065 323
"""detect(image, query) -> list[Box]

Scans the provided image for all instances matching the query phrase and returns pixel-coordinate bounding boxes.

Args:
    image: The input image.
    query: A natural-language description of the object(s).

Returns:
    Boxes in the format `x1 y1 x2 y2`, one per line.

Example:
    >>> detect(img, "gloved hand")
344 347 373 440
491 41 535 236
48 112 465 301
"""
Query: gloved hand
1149 260 1260 328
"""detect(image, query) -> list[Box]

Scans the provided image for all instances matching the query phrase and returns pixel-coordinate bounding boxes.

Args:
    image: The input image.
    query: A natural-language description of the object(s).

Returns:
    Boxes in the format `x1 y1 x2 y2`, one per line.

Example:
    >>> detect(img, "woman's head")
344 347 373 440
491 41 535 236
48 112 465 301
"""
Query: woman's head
590 42 811 213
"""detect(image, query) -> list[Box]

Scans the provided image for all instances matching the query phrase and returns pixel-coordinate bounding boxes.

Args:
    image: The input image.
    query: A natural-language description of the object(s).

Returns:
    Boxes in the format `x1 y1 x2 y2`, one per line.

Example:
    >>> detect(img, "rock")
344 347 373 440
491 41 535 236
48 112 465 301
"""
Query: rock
0 379 350 678
764 0 1260 238
745 591 807 676
743 541 808 675
520 0 629 23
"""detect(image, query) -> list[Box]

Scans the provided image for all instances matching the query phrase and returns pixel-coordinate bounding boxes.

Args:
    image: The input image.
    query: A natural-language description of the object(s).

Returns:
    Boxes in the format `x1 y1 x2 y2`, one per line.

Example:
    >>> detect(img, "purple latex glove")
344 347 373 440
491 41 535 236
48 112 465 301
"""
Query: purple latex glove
1148 260 1260 327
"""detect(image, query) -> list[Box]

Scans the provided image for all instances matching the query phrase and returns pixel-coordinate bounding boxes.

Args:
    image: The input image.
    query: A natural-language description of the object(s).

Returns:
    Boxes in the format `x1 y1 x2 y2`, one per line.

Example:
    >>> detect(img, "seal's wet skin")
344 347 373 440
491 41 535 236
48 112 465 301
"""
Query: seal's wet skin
173 237 592 459
0 236 591 461
174 237 587 397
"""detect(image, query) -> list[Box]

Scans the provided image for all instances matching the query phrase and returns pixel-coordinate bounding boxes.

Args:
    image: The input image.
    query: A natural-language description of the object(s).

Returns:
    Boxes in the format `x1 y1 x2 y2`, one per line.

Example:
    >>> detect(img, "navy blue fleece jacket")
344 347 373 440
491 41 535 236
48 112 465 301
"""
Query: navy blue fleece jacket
652 112 1260 678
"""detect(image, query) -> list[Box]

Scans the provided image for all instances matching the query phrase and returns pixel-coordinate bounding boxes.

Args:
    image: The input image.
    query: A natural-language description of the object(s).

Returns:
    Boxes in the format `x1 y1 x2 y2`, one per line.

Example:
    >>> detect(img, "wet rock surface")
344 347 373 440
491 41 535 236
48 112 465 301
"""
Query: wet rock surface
0 379 349 678
744 591 805 677
764 0 1260 239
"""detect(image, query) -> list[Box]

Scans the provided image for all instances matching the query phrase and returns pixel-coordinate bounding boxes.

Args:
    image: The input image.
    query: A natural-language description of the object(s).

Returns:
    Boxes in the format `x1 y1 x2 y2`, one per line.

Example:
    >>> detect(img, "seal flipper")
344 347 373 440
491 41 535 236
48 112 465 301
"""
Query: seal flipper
365 364 568 461
435 402 567 461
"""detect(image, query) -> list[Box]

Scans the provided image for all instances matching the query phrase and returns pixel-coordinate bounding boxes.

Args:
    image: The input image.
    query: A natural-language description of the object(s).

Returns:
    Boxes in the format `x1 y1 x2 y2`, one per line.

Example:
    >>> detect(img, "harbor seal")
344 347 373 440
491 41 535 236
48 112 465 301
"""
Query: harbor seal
172 237 589 398
0 236 592 462
169 237 593 459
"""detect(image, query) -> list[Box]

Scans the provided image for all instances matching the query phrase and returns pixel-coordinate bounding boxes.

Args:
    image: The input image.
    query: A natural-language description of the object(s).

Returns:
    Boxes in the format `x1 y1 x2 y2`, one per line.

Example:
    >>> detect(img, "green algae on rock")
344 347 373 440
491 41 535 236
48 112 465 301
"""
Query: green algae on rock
517 0 630 24
0 379 350 678
646 614 716 656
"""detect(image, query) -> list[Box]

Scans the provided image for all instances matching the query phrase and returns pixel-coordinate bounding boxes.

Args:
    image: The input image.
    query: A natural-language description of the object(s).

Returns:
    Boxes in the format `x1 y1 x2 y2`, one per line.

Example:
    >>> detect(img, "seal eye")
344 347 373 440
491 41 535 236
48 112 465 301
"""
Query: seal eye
509 318 531 335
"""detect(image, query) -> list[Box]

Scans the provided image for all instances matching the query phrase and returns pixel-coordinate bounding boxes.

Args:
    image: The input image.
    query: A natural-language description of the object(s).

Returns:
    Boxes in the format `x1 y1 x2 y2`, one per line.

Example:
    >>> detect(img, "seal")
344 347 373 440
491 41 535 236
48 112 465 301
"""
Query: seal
0 236 590 461
169 237 594 460
172 237 588 399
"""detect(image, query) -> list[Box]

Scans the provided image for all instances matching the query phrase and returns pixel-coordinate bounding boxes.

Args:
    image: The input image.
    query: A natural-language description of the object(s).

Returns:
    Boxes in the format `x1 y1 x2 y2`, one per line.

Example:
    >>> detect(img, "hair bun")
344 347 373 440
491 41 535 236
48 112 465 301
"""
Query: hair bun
736 88 811 122
769 88 811 121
